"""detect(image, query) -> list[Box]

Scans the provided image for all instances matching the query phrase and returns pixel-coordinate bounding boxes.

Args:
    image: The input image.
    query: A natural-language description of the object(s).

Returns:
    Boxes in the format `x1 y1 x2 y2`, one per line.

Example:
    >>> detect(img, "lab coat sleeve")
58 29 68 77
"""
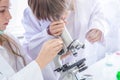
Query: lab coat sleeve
2 61 44 80
22 8 54 59
88 0 109 35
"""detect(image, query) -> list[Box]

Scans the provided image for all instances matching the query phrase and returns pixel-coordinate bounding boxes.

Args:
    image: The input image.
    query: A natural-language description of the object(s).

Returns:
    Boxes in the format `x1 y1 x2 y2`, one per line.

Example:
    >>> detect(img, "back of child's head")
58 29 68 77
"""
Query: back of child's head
28 0 74 21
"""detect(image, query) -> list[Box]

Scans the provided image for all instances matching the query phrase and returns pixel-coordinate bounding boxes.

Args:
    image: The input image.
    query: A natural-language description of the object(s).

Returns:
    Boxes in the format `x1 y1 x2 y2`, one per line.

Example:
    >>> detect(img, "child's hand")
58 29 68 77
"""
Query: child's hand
36 39 63 69
86 29 103 43
47 20 66 36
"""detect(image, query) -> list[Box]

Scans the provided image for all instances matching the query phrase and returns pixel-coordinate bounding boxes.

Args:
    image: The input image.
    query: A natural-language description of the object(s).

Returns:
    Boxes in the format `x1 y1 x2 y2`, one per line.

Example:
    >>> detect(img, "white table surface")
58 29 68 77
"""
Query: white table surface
77 51 120 80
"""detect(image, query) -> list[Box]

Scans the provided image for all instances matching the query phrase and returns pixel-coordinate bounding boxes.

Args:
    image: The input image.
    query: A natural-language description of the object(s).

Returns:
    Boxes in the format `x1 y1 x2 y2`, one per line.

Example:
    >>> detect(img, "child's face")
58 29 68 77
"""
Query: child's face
0 0 11 31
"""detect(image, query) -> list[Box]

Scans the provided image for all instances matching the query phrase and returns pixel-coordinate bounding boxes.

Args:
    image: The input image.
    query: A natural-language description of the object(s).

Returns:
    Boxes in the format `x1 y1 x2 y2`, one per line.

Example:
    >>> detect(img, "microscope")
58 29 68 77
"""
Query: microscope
54 26 87 80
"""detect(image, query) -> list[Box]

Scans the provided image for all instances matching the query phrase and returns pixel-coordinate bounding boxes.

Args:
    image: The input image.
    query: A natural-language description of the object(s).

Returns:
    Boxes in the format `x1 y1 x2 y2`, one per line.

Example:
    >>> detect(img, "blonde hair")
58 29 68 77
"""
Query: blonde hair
0 34 26 66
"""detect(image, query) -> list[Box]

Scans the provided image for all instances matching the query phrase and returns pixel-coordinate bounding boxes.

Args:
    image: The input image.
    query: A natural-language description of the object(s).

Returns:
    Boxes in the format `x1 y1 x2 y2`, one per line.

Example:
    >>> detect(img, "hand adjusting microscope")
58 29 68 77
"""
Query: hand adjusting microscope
54 26 87 80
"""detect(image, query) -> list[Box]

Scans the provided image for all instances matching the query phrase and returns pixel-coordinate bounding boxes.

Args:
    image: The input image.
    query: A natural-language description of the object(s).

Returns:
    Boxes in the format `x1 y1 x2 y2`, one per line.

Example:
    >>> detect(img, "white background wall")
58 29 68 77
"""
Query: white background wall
6 0 28 38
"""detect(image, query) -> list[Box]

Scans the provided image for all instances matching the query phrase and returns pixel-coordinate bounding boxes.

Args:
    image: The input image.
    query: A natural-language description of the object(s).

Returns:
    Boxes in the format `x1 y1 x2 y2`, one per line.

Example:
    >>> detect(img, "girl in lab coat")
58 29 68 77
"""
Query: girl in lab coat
0 0 63 80
22 0 107 80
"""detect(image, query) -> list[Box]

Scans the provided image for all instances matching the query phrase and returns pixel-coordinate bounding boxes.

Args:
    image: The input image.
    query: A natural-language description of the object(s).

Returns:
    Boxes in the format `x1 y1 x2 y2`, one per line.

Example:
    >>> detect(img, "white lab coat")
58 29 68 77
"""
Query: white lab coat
22 0 107 80
100 0 120 52
0 32 44 80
